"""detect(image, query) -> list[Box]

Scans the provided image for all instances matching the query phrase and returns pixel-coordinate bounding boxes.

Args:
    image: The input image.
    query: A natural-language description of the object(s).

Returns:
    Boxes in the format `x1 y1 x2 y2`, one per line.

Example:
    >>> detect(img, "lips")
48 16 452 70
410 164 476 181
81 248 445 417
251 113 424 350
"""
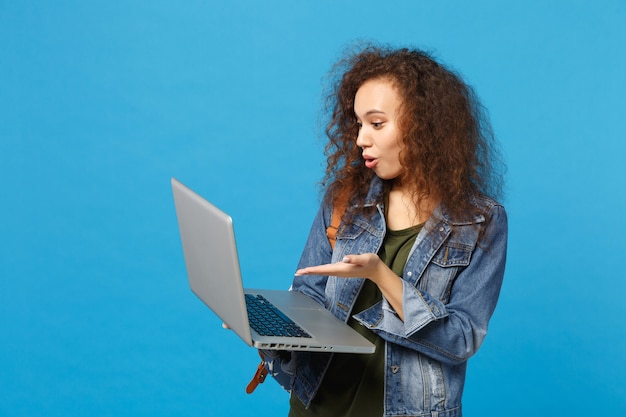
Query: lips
363 154 378 169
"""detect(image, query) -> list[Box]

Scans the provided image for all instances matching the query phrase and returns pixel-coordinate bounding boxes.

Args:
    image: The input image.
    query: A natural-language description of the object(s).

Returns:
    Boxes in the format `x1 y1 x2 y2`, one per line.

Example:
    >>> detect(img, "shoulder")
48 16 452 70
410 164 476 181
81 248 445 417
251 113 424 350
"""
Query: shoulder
436 194 507 231
472 194 506 222
472 193 504 211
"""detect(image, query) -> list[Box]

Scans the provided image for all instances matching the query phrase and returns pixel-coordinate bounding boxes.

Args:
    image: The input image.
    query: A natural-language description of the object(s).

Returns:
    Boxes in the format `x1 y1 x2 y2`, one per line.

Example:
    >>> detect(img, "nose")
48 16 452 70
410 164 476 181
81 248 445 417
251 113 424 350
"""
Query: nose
356 125 371 149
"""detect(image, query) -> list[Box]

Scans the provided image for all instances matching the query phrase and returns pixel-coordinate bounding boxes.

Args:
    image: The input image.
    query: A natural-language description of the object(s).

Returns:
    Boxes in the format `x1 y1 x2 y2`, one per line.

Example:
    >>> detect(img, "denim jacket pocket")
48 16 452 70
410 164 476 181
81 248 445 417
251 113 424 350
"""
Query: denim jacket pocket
418 242 473 304
335 218 385 261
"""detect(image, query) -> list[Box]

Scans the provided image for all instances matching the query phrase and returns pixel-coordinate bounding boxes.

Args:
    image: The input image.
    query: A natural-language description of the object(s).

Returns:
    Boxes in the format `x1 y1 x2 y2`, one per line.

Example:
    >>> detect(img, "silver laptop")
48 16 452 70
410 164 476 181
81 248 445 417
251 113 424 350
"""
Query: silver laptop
171 178 375 354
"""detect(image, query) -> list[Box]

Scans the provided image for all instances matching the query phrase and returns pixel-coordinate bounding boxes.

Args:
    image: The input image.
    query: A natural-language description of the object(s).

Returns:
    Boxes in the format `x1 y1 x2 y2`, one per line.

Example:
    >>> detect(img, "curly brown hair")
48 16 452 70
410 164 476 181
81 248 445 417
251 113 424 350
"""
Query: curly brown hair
321 44 505 221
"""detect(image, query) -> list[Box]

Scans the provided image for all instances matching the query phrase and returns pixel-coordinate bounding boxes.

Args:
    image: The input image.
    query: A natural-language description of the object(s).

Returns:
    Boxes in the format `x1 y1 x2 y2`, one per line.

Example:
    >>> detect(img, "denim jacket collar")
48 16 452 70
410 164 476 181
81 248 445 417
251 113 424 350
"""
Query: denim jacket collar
360 176 486 227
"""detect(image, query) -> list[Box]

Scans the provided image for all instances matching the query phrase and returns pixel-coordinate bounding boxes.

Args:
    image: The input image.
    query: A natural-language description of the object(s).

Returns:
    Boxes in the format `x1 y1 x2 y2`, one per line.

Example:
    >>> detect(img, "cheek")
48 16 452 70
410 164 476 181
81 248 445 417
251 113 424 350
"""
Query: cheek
391 138 404 162
391 140 406 173
388 145 404 173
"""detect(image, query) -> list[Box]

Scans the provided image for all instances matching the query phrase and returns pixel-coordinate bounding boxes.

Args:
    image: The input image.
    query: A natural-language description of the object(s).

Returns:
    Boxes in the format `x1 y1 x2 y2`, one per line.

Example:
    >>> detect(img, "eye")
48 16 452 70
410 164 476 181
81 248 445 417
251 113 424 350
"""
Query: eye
355 120 363 129
372 121 384 129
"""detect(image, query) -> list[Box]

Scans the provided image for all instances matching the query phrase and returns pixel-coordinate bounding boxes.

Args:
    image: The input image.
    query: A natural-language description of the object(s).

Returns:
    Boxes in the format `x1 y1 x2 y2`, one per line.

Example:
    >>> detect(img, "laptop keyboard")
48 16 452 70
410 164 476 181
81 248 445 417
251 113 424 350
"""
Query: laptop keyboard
245 294 312 338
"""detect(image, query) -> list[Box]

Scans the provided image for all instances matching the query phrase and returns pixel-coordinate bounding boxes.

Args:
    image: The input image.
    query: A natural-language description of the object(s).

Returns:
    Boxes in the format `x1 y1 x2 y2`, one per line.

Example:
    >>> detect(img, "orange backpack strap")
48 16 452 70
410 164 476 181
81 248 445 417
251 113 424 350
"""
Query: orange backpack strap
326 197 348 251
246 351 268 394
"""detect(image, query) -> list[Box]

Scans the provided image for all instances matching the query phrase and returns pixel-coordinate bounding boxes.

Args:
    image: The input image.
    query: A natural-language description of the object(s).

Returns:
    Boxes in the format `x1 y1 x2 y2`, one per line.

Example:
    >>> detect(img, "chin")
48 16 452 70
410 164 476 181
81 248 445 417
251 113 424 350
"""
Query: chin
375 171 402 181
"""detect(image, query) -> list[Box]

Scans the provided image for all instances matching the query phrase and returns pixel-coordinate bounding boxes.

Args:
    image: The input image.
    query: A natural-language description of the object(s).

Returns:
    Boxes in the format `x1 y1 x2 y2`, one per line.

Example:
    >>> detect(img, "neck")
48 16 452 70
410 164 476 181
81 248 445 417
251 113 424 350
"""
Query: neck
386 182 439 229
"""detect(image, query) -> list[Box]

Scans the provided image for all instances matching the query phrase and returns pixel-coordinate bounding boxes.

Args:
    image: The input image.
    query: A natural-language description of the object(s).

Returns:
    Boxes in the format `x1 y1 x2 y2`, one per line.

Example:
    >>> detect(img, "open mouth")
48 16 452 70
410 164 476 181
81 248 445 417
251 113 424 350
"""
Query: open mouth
364 156 378 169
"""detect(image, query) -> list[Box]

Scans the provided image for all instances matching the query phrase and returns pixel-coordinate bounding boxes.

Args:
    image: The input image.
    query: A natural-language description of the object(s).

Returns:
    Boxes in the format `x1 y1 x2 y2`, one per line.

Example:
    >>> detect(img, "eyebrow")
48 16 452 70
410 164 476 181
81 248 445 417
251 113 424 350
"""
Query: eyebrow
356 109 386 117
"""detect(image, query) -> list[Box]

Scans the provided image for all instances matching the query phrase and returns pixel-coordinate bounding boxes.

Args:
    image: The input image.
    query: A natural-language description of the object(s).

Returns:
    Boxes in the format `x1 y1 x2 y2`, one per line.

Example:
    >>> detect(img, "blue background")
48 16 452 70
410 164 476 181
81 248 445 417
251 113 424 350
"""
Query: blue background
2 1 625 416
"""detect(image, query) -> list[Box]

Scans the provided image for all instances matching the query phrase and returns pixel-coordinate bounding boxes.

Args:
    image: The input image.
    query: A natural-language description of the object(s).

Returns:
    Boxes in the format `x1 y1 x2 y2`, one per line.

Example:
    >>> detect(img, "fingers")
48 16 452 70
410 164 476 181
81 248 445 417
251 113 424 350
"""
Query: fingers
295 253 384 281
295 264 351 277
295 254 371 278
296 257 346 275
341 253 377 266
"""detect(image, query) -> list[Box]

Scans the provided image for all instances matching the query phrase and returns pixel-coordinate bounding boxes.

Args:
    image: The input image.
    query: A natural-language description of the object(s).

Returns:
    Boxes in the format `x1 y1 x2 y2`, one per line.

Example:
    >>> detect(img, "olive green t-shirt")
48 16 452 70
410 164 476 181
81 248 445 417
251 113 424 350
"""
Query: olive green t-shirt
289 223 423 416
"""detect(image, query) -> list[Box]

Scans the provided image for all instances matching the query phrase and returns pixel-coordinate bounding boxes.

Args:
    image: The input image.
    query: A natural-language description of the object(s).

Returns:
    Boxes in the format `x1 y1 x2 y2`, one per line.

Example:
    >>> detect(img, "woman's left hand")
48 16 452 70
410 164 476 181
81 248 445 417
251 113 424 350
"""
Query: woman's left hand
295 253 405 321
295 253 385 283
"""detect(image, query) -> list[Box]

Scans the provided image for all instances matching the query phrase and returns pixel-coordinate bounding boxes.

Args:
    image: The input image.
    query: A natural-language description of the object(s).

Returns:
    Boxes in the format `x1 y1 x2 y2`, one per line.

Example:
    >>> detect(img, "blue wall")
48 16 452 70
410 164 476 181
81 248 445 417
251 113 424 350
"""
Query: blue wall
2 1 625 415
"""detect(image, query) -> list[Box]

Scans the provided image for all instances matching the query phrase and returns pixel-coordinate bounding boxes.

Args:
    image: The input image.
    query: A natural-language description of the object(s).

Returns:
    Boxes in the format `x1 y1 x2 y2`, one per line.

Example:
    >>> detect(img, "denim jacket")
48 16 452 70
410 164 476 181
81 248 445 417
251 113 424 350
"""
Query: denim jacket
267 177 507 417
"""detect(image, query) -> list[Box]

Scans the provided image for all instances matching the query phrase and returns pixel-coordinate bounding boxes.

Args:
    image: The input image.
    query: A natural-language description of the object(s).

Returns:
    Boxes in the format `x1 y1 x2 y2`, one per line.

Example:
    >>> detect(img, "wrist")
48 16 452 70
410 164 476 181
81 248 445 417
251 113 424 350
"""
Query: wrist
370 258 392 285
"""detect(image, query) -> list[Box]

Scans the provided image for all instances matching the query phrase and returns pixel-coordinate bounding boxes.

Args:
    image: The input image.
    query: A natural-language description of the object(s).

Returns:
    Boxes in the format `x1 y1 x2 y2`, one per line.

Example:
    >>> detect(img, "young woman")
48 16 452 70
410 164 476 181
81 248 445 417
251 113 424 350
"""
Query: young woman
264 44 508 417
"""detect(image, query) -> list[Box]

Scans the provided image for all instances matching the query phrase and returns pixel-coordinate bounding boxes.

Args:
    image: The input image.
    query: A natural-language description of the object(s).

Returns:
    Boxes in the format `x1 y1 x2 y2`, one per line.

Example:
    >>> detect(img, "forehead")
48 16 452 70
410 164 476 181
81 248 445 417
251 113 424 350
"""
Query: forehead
354 77 403 114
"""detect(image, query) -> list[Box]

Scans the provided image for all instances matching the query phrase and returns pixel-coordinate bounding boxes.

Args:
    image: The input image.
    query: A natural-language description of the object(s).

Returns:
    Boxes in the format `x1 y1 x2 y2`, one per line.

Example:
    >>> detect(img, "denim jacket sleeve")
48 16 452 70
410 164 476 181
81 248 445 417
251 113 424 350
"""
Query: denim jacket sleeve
354 202 508 366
